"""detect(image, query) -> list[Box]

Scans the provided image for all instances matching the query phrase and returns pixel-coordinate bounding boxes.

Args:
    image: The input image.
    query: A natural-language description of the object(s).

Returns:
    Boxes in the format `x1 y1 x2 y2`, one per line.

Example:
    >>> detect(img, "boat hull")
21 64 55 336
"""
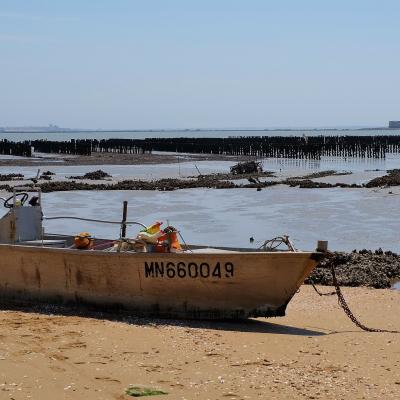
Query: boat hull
0 244 321 319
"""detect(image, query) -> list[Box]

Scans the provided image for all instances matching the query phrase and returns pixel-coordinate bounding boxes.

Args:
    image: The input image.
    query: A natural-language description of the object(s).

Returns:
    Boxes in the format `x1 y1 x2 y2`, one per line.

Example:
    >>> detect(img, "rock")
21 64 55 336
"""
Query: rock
0 173 24 181
230 161 263 175
365 169 400 188
306 250 400 288
36 178 237 193
290 170 352 179
68 169 112 180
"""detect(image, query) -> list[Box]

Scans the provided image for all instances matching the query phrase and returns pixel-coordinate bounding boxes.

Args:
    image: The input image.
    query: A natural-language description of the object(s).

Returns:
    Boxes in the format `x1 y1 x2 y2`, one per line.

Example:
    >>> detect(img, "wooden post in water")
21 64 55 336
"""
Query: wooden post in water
121 201 128 238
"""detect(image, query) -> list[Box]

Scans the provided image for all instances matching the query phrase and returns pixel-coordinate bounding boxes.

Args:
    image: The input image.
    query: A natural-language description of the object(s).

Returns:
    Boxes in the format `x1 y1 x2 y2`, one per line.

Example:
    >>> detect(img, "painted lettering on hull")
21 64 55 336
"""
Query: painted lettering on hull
144 261 234 278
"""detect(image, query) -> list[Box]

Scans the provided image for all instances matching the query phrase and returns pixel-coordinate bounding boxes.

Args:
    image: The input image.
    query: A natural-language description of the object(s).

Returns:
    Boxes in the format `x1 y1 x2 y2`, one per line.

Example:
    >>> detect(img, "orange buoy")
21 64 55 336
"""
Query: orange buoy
74 232 93 249
164 226 182 252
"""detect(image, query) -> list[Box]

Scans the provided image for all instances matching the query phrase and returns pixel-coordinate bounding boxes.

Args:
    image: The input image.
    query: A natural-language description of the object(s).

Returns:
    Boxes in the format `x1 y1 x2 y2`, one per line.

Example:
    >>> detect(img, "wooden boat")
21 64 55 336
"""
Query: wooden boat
0 189 326 319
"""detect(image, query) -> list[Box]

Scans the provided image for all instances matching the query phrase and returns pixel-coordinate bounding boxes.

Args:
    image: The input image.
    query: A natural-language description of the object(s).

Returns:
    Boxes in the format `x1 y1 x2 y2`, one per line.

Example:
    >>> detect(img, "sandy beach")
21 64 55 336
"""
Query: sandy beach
0 286 398 400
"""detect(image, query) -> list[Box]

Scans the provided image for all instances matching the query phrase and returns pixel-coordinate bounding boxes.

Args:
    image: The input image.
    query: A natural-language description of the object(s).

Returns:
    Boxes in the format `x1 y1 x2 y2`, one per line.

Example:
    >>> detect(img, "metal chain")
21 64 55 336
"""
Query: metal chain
311 283 336 296
329 263 400 333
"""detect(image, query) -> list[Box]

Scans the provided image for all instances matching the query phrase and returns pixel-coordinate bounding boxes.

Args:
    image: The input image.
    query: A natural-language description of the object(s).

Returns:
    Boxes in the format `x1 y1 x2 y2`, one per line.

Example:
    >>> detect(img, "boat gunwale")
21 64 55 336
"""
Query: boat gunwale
0 242 322 259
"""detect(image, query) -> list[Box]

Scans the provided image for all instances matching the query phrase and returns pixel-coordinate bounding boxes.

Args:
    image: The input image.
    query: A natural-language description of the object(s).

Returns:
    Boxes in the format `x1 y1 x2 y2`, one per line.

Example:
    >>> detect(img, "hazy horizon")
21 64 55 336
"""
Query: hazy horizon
0 124 392 131
1 0 399 129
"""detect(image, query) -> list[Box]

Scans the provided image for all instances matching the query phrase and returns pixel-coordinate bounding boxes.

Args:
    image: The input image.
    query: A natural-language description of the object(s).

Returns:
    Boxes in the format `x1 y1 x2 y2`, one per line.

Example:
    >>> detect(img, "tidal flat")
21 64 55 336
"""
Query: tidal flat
1 154 400 252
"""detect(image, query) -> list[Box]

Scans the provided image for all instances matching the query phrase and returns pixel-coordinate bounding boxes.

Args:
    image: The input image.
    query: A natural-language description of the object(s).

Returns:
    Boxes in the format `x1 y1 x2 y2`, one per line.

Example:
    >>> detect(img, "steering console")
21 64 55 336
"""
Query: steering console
4 193 29 208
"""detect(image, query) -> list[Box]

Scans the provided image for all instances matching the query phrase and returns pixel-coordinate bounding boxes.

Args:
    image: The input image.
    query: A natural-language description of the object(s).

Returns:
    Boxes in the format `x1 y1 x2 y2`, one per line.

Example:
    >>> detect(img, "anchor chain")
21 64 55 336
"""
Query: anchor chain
311 262 399 333
311 283 336 296
330 264 399 333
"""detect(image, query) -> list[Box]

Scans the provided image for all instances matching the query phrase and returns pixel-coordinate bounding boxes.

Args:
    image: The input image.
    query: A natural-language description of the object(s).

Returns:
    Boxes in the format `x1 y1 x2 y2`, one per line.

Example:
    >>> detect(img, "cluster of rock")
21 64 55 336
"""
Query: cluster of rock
1 166 399 193
284 179 361 189
365 169 400 188
290 170 352 179
0 173 24 181
39 171 55 181
68 169 112 180
36 178 237 193
306 250 400 288
230 161 263 175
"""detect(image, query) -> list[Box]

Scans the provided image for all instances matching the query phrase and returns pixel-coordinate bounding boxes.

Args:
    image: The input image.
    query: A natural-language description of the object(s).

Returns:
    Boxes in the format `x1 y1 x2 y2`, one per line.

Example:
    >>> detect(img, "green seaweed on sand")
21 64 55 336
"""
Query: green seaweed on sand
125 386 168 397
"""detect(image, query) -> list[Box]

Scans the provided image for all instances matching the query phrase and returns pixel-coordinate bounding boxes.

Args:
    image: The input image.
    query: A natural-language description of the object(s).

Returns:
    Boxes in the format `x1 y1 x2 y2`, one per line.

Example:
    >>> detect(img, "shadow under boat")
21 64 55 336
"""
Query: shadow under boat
0 299 325 337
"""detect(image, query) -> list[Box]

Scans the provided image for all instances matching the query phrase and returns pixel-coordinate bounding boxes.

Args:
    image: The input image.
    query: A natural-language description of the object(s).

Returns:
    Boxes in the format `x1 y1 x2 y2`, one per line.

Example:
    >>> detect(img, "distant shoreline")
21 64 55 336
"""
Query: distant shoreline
1 127 398 134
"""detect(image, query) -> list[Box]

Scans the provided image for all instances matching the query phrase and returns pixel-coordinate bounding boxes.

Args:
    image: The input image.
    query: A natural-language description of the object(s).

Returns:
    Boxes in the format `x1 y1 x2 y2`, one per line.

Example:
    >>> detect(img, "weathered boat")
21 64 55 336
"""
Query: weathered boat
0 188 326 319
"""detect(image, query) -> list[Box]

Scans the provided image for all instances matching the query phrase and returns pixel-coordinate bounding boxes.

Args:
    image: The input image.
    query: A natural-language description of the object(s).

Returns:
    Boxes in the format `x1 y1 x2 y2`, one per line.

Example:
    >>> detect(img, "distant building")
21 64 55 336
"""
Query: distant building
389 121 400 128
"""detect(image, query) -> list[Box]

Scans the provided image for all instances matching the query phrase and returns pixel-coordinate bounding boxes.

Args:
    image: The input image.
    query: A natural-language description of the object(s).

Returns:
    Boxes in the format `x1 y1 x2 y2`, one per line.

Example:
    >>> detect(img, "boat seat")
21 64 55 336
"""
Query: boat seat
18 239 67 248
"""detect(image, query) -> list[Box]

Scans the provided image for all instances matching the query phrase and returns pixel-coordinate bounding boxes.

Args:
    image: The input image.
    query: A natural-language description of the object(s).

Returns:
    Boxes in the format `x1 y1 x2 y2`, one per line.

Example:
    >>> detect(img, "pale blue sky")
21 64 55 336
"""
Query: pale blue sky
1 0 399 129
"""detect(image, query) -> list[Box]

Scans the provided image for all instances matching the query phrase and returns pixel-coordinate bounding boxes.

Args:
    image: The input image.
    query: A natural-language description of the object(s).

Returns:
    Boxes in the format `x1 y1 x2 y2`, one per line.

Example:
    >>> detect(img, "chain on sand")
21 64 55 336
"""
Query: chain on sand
312 264 399 333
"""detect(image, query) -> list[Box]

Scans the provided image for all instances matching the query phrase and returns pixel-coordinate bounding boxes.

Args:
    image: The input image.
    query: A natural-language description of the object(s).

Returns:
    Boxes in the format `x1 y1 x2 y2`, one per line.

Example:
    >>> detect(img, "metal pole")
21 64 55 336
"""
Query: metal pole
121 201 128 238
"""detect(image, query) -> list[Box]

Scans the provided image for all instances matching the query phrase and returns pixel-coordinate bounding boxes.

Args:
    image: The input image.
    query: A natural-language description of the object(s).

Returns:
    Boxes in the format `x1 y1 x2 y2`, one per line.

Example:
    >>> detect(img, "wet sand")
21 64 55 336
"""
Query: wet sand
0 286 399 400
0 152 246 167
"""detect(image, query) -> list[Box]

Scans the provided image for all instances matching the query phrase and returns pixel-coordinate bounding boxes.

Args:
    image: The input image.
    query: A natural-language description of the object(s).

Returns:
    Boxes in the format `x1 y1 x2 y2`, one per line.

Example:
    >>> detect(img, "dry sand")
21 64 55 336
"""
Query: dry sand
0 286 399 400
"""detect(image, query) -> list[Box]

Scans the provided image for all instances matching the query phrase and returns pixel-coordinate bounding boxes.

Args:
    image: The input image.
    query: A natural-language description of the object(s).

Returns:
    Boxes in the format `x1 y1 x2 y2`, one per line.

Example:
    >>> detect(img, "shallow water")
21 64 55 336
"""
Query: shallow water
262 153 400 173
1 153 399 254
3 128 400 142
42 187 400 252
0 154 399 182
0 160 235 181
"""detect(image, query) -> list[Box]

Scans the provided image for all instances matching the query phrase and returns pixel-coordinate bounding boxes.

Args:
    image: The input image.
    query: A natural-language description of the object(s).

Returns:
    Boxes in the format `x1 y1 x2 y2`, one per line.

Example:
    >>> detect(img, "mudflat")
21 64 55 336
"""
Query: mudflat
0 286 398 400
0 152 245 167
